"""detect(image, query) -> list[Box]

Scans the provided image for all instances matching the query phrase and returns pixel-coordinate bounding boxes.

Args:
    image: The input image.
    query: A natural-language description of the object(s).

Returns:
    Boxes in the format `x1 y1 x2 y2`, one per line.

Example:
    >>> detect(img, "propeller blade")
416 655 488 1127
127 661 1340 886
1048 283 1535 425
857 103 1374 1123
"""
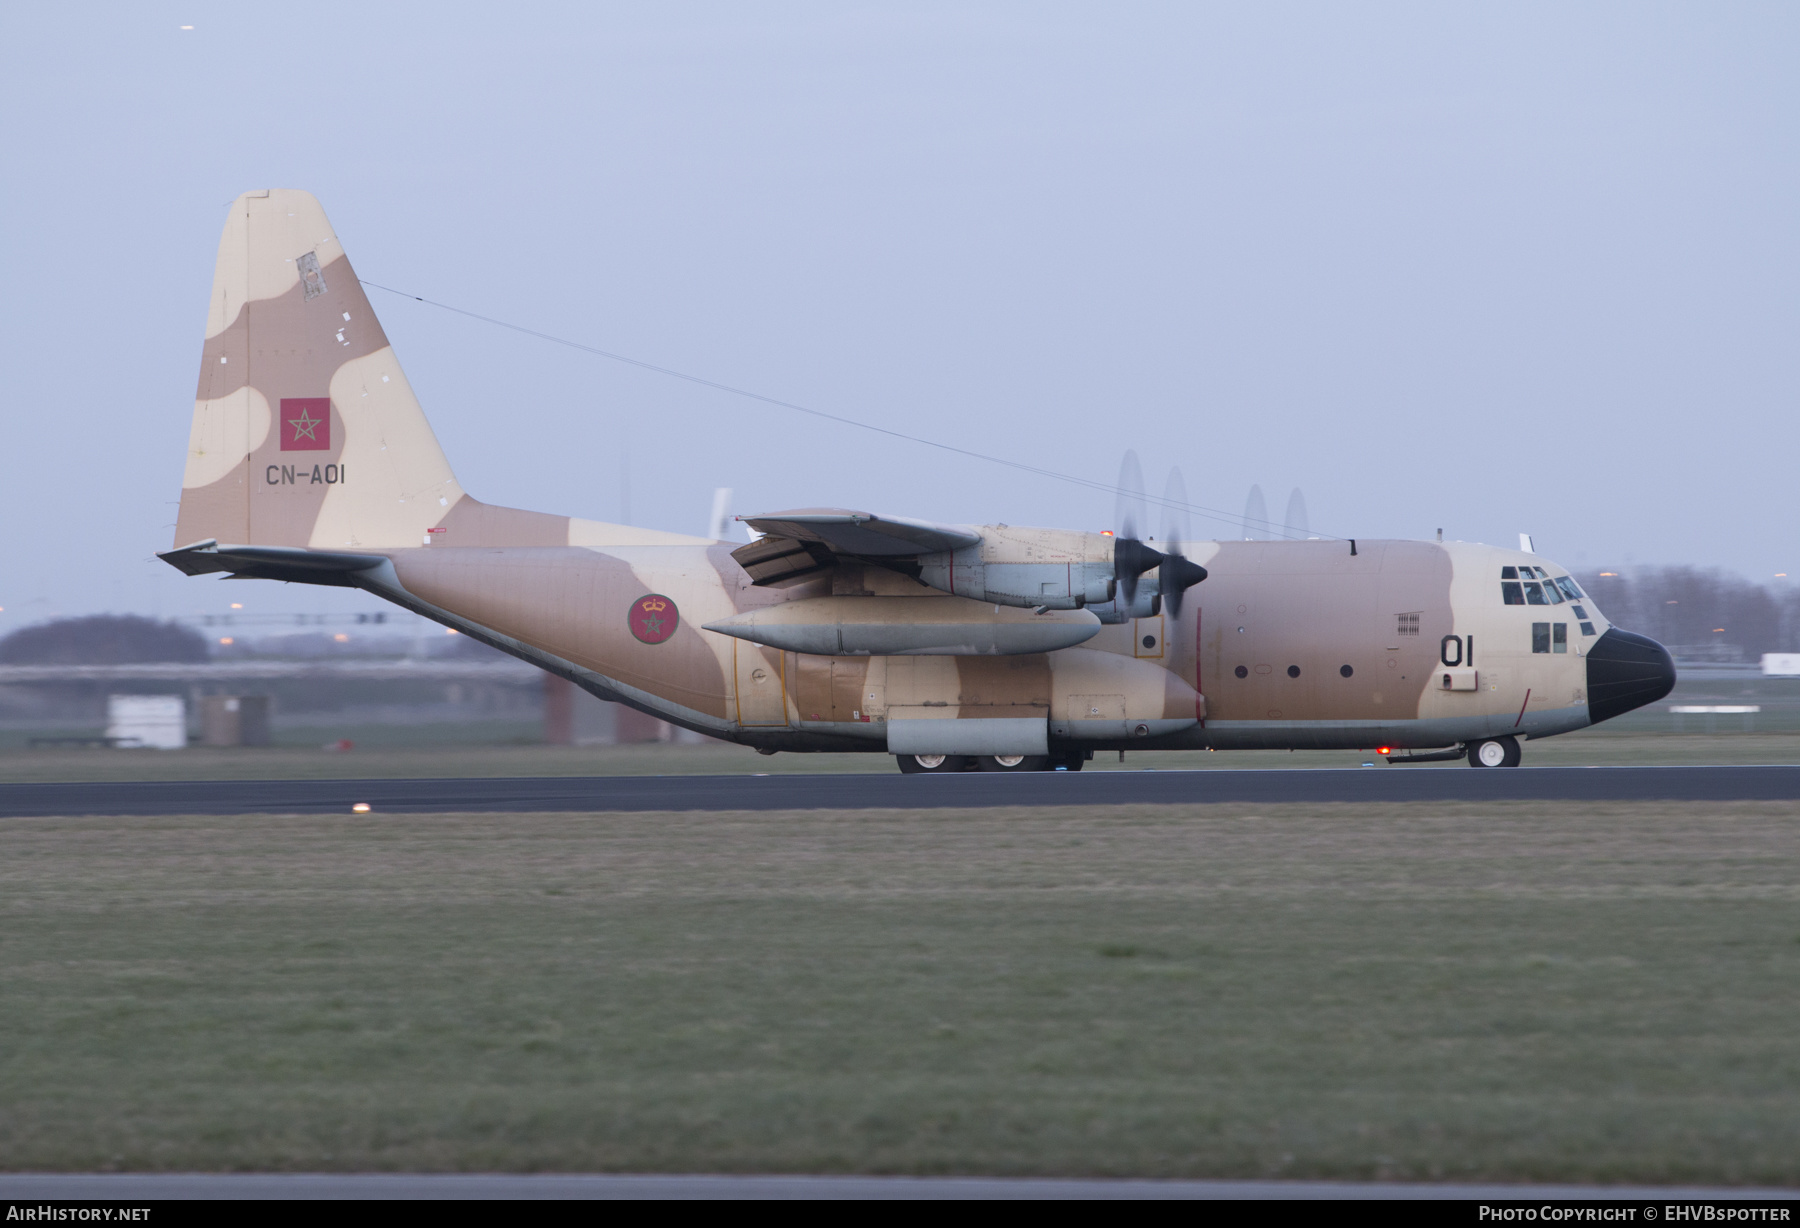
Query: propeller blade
1113 451 1151 602
1115 450 1147 542
1243 484 1269 541
1284 487 1309 538
1161 468 1189 551
1153 467 1205 617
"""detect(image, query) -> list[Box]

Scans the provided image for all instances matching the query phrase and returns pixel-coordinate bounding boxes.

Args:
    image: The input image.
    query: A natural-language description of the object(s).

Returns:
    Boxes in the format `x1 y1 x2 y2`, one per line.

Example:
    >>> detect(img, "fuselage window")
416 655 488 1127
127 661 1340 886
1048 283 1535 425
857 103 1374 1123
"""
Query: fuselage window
1579 621 1596 637
1553 623 1567 653
1555 577 1583 602
1532 622 1550 653
1524 581 1548 605
1503 581 1524 604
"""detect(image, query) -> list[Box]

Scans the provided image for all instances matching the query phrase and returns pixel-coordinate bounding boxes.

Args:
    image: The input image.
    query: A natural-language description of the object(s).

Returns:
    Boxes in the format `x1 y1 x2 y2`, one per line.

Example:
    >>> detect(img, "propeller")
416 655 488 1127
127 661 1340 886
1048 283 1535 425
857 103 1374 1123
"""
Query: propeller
1157 467 1207 619
1113 451 1153 605
1243 484 1270 541
1110 452 1207 615
1284 487 1309 538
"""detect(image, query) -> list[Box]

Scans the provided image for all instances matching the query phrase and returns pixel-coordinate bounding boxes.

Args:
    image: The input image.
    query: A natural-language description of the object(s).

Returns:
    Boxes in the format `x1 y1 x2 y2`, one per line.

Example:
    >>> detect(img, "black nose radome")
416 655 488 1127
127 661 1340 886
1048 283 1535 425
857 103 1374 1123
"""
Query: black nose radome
1586 628 1676 725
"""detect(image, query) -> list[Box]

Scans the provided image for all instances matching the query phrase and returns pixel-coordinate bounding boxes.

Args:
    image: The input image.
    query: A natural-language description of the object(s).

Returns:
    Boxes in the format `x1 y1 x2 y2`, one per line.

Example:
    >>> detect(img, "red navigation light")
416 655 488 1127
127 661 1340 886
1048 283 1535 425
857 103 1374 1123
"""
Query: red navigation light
1377 746 1391 755
1100 530 1114 537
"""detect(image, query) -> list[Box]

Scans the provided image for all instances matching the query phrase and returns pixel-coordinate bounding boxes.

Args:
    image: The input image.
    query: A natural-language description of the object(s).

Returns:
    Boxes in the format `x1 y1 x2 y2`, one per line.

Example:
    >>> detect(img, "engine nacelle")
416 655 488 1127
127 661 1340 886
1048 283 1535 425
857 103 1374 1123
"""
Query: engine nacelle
916 525 1117 611
1088 580 1161 624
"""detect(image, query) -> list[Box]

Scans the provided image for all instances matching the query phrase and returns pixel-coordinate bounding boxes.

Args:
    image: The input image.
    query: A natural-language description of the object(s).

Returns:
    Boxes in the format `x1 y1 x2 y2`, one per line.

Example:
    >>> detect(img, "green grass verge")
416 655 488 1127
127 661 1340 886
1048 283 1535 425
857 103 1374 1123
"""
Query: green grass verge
3 801 1798 1181
4 730 1800 783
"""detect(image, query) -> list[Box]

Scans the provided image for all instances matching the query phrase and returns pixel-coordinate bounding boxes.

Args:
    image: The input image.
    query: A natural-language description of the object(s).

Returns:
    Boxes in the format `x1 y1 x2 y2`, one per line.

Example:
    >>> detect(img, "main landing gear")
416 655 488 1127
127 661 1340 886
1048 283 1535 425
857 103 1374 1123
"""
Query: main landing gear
894 752 1088 774
979 754 1049 772
895 754 970 774
1467 735 1522 768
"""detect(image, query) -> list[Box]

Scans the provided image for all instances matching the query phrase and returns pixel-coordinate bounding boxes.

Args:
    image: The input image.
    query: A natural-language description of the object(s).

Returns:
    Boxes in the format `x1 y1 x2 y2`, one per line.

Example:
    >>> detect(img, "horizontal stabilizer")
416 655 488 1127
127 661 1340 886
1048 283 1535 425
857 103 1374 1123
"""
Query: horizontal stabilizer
159 539 386 587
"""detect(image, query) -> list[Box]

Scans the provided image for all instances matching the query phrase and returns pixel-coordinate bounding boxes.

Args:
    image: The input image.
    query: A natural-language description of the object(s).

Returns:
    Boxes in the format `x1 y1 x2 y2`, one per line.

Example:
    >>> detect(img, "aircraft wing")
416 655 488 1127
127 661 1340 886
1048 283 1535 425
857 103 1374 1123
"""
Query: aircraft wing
732 509 979 587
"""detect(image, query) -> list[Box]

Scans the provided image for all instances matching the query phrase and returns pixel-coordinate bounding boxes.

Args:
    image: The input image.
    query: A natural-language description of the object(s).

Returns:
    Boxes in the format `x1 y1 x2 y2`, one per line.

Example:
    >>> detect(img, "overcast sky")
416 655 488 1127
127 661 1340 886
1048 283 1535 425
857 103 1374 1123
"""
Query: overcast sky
2 3 1795 628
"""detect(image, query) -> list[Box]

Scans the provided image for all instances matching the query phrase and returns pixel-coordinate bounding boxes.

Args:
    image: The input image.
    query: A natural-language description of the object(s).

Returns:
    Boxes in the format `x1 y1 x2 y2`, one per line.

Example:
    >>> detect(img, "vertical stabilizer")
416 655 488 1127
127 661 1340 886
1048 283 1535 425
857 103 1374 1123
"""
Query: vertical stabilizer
175 190 463 550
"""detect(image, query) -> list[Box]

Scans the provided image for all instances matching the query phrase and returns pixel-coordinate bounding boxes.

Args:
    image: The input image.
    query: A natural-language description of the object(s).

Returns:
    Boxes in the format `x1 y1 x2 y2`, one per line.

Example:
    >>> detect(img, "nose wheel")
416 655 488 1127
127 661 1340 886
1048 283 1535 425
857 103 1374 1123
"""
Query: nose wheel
1467 736 1522 768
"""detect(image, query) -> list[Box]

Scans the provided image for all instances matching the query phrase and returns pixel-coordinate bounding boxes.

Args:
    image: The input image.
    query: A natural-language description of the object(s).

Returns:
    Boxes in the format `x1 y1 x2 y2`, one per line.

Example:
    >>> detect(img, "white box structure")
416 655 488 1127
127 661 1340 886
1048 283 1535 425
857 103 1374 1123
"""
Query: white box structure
105 695 186 749
1762 654 1800 677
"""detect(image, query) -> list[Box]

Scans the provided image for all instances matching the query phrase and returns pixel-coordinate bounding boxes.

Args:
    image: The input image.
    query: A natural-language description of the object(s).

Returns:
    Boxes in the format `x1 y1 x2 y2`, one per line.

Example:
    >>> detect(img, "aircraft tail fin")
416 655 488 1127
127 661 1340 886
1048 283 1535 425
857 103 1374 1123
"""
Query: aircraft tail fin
173 190 466 551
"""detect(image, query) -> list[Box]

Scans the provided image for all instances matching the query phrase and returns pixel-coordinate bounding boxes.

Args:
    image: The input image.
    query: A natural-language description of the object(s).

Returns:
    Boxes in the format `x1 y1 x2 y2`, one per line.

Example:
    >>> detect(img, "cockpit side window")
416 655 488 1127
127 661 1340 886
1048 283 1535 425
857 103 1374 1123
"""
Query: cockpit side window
1502 580 1524 604
1502 566 1518 579
1523 580 1547 604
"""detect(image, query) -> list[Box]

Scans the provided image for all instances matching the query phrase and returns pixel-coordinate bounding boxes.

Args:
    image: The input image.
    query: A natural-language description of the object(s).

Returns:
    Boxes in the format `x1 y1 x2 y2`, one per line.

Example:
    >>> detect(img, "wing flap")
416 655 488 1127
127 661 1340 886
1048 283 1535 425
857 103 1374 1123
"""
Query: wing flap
728 536 836 587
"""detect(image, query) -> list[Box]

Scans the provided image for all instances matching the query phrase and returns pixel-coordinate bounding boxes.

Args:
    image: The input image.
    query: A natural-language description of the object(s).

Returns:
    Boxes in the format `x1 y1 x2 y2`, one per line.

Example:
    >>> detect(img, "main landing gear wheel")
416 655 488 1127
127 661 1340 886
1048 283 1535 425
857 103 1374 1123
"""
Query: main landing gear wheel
1467 736 1522 768
896 754 972 774
978 754 1051 772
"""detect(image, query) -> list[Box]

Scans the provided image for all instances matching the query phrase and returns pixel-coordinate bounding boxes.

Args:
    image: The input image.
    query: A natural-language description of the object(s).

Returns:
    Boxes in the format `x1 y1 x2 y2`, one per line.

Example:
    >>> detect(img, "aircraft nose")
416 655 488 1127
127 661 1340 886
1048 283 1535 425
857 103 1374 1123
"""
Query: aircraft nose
1585 628 1677 725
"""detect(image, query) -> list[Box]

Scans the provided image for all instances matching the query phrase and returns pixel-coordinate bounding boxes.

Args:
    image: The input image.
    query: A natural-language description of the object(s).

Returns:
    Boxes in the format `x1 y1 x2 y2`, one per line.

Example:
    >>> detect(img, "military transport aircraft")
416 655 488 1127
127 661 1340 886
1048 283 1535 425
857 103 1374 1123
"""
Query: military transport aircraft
162 191 1677 771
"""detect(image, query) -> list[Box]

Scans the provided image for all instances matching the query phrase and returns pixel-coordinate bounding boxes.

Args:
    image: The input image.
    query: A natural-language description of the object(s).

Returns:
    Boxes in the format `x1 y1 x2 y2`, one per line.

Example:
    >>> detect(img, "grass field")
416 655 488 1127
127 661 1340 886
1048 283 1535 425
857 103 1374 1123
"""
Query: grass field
3 801 1798 1182
4 729 1800 783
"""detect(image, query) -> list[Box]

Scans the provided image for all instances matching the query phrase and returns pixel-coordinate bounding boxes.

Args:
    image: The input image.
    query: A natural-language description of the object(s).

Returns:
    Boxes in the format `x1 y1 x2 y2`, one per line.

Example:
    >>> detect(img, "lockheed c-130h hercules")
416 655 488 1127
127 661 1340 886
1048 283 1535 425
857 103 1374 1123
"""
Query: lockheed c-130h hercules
162 191 1677 771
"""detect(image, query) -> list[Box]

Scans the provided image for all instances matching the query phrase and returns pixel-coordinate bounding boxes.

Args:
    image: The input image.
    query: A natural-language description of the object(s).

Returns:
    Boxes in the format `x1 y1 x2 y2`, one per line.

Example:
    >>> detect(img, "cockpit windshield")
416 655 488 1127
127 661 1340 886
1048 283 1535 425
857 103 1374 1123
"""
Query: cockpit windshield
1503 565 1590 609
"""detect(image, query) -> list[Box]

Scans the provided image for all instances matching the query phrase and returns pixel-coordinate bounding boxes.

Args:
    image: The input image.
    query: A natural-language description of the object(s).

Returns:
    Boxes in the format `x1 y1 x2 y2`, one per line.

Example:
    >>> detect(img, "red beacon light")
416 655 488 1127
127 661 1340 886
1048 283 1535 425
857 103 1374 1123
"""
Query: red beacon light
1377 746 1392 755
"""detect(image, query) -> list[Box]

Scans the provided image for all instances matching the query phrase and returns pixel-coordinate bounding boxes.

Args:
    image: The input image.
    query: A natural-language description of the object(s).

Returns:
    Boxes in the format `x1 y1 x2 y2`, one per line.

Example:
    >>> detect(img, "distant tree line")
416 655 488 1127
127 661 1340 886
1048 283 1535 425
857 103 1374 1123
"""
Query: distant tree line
0 615 210 665
1577 568 1800 660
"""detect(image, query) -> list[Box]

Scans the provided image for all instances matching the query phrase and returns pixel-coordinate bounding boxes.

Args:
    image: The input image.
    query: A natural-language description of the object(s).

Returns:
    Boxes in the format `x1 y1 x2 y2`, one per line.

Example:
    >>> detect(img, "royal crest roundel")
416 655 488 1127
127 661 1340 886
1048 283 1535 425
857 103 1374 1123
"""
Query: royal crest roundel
629 594 679 644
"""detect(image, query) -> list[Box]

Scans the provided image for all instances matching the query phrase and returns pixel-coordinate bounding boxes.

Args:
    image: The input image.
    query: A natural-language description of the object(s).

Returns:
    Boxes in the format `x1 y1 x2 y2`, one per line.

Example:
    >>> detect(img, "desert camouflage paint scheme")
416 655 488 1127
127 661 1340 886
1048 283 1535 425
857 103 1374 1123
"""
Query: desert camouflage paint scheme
164 192 1675 765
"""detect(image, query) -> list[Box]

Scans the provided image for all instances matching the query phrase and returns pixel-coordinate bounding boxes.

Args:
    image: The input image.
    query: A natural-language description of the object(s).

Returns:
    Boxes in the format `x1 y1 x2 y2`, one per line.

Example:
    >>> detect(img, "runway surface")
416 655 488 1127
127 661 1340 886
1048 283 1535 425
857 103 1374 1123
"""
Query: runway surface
3 765 1800 817
1 1173 1793 1200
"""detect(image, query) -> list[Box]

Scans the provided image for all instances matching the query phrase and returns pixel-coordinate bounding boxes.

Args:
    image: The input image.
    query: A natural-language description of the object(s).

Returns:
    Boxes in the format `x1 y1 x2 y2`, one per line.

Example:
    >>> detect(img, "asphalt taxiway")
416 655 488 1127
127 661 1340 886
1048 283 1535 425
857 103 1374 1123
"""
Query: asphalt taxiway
3 764 1799 817
0 1173 1794 1200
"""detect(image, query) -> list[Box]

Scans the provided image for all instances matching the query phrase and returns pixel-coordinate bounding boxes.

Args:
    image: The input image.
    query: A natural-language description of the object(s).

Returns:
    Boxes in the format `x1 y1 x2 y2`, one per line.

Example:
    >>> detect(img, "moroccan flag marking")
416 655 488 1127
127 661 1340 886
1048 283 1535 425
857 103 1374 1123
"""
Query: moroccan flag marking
630 594 679 645
280 398 331 451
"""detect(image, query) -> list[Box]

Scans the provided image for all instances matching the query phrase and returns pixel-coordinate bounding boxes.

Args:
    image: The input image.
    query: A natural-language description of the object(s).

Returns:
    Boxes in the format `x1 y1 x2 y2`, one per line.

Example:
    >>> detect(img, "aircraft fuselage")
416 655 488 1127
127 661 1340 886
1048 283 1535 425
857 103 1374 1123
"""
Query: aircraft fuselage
342 533 1646 756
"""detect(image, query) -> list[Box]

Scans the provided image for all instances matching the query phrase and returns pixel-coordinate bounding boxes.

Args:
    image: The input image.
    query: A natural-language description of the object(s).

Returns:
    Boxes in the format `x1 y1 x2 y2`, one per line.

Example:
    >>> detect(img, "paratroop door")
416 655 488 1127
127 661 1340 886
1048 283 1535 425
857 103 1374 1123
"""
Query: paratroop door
733 640 789 727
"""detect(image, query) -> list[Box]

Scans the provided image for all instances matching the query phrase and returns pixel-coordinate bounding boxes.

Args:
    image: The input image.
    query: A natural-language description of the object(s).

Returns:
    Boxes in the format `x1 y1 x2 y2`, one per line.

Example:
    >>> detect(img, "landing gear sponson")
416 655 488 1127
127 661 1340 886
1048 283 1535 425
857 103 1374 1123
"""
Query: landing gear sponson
901 741 1527 772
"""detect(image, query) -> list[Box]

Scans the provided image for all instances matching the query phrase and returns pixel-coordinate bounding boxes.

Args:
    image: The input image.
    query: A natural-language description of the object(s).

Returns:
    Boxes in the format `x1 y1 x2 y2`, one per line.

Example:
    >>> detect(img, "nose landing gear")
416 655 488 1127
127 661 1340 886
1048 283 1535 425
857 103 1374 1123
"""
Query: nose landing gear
1467 735 1522 768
